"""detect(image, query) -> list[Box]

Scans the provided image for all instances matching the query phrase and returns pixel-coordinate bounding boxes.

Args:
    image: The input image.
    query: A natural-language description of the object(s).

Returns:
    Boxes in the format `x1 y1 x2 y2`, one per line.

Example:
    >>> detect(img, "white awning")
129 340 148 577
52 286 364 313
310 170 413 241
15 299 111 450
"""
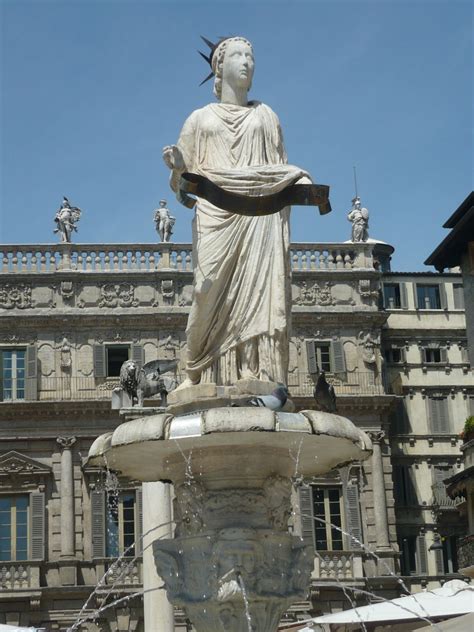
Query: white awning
300 580 474 630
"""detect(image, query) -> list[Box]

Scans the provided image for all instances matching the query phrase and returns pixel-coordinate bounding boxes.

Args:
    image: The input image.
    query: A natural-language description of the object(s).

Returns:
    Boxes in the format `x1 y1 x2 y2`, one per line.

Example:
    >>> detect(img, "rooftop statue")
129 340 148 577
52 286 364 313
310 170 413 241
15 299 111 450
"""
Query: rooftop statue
54 196 82 243
347 196 369 242
163 36 331 389
154 199 176 243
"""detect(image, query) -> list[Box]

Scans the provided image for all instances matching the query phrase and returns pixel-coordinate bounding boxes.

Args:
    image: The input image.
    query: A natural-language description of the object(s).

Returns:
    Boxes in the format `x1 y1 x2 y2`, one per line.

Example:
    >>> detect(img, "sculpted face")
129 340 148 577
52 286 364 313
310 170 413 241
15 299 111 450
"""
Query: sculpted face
222 40 254 92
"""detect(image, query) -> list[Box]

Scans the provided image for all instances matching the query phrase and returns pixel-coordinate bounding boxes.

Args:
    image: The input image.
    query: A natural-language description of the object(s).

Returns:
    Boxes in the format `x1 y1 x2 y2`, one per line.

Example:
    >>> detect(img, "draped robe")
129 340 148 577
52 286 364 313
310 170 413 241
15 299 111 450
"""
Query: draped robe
171 101 309 385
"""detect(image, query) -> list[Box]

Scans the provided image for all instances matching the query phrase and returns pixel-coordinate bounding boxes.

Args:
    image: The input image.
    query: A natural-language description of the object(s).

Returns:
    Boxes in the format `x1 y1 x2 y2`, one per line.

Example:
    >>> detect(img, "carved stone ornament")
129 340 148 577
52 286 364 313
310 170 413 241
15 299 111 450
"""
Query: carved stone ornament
59 337 72 369
56 436 77 450
295 281 335 306
161 279 175 300
0 283 33 309
98 283 139 308
59 280 75 302
358 330 379 365
157 475 312 632
358 278 379 301
0 451 51 487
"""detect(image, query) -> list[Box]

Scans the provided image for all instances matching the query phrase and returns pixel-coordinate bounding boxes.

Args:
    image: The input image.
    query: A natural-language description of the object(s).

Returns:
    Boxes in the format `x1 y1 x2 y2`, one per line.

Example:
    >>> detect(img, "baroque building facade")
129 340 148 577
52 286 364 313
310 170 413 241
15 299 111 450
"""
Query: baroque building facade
0 237 471 630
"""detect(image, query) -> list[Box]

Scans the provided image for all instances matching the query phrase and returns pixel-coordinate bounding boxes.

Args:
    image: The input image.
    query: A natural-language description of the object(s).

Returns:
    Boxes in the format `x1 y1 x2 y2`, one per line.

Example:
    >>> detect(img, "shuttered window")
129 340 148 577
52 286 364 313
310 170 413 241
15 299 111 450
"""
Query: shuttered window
428 397 450 434
0 496 28 561
92 489 140 558
393 465 418 506
344 483 363 550
312 487 345 551
298 486 315 548
383 284 401 309
0 349 26 401
422 347 447 364
415 284 446 310
306 340 346 375
399 535 428 575
453 284 465 309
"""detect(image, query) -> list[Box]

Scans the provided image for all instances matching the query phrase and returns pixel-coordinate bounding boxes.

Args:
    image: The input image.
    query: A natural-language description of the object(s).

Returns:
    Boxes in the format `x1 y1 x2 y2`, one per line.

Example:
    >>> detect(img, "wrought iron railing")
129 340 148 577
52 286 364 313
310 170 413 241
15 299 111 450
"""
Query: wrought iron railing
288 371 386 397
431 481 463 509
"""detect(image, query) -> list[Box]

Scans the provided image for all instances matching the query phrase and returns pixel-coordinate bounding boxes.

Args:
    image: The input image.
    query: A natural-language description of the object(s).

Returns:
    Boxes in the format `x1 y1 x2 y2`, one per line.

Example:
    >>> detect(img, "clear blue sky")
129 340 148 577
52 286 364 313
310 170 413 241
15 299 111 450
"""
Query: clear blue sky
1 0 472 271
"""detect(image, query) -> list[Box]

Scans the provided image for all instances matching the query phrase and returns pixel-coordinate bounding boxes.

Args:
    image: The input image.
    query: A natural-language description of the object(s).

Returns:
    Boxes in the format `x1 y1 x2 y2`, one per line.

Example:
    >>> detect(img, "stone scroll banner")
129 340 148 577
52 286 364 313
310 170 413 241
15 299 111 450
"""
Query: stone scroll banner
178 172 332 216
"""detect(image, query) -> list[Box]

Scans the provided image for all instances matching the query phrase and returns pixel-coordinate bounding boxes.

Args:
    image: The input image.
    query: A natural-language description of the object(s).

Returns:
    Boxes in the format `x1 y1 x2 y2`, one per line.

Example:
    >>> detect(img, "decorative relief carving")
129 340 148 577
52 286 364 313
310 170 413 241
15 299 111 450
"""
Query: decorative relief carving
358 331 380 365
0 451 51 487
358 278 380 302
56 436 77 450
161 279 175 300
0 284 33 309
99 283 139 308
295 281 335 306
59 337 72 370
59 280 75 302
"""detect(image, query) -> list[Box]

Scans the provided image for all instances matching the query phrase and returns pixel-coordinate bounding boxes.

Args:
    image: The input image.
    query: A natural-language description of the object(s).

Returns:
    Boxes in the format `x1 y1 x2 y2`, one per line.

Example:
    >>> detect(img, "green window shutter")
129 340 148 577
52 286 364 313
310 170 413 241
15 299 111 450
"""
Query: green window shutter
330 340 346 374
306 341 318 374
345 483 363 549
429 398 449 433
439 284 447 310
400 283 408 309
135 486 143 555
131 344 144 369
93 345 106 378
91 490 106 558
435 547 444 574
25 345 38 400
30 492 45 560
413 284 419 309
439 347 448 363
416 535 428 574
298 486 315 548
453 284 465 309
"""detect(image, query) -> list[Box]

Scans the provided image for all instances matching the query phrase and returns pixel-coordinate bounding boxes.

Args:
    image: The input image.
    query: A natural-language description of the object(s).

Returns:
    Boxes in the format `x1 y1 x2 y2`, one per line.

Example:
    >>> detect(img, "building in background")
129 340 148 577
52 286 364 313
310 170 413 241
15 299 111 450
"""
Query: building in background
0 223 471 629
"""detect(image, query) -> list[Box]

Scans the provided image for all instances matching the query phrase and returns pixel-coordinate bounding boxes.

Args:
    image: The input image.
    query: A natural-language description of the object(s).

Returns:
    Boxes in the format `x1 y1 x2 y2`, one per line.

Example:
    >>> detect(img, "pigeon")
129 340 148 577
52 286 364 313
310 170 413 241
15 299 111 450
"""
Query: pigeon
247 384 289 411
314 371 337 412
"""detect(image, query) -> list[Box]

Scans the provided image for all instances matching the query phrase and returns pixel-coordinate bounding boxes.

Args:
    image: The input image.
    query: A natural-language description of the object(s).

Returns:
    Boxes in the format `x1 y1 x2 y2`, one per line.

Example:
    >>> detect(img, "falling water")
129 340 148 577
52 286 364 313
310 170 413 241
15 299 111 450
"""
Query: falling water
236 571 253 632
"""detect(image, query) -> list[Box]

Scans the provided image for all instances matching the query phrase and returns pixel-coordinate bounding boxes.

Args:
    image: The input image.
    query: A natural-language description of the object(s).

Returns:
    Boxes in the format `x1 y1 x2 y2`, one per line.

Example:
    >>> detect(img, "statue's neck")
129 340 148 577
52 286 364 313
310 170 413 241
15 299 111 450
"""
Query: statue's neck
220 83 248 106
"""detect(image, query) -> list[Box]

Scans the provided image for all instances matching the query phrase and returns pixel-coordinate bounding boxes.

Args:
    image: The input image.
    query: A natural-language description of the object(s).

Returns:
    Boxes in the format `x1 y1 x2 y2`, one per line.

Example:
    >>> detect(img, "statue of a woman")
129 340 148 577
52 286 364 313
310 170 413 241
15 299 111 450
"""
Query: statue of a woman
163 37 313 387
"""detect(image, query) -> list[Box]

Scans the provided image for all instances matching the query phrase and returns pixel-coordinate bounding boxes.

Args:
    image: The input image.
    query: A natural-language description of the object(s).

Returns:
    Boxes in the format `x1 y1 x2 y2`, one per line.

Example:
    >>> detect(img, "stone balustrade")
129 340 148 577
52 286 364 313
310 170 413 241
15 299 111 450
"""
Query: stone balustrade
104 558 142 586
0 242 375 275
313 551 363 580
0 561 40 590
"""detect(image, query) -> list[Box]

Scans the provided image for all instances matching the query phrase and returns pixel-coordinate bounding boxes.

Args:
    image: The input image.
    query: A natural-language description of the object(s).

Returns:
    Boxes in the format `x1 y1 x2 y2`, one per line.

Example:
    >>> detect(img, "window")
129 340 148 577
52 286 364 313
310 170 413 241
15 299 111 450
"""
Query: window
398 535 427 575
393 465 418 506
453 284 465 309
306 340 346 374
442 535 458 573
91 488 142 558
383 284 401 308
312 487 345 551
416 284 444 309
0 496 29 561
106 346 129 377
390 399 411 434
384 347 404 364
422 347 443 364
0 349 25 401
428 396 450 434
106 491 137 557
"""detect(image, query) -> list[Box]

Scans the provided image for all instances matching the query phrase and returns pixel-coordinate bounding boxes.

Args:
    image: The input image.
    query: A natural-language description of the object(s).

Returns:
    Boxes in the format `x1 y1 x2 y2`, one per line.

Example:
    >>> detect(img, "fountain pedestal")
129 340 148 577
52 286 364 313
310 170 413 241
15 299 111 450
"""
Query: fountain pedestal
88 407 371 631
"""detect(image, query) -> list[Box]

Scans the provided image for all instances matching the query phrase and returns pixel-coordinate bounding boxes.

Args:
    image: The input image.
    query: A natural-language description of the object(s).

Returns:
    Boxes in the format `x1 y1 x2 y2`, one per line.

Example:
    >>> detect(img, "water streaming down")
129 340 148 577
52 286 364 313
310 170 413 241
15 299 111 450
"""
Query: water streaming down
304 511 442 630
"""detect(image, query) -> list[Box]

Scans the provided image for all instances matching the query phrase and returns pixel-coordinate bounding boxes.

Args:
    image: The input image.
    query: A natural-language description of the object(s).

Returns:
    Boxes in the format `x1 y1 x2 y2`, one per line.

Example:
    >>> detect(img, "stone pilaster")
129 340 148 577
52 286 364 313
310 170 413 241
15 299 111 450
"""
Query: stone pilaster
368 431 391 551
56 435 77 585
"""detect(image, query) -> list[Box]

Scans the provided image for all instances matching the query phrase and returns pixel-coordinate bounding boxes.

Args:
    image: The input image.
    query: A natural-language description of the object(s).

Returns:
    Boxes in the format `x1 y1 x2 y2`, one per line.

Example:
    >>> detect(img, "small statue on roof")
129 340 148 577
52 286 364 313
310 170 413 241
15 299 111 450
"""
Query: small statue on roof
154 199 176 243
347 196 369 242
54 196 82 243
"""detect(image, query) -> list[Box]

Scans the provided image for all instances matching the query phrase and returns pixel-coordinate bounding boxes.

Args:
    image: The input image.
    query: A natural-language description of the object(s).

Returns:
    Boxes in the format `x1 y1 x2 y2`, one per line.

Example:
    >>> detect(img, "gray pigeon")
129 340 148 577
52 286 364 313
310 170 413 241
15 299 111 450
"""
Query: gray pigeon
247 384 289 411
314 371 337 412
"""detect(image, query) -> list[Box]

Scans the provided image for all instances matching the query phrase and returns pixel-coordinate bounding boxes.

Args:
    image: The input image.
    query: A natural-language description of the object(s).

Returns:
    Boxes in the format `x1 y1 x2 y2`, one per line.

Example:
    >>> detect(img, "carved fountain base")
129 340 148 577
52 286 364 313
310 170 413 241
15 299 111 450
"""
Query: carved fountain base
87 406 371 632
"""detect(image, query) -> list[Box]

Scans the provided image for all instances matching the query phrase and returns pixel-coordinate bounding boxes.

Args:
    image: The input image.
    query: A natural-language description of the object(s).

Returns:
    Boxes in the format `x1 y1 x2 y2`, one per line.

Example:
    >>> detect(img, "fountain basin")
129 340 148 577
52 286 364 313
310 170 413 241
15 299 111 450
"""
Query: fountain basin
86 408 371 485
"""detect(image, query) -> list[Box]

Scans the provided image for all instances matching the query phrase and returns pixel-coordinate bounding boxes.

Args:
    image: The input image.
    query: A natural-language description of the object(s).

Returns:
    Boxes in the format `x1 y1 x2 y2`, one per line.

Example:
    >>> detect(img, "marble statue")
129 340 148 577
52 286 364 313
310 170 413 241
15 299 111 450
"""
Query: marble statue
154 199 176 242
347 196 369 242
163 36 317 388
54 197 82 243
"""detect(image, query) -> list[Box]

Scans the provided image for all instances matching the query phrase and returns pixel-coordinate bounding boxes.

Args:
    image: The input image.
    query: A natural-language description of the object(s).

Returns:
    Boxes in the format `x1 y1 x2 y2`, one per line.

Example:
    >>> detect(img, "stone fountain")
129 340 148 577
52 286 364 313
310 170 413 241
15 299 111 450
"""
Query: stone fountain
87 35 372 631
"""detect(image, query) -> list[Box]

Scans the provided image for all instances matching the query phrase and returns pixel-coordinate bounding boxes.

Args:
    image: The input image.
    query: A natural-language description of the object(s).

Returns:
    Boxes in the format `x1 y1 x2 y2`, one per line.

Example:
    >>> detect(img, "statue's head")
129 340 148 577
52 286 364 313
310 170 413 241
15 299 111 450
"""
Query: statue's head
352 196 361 209
159 199 167 207
212 37 254 100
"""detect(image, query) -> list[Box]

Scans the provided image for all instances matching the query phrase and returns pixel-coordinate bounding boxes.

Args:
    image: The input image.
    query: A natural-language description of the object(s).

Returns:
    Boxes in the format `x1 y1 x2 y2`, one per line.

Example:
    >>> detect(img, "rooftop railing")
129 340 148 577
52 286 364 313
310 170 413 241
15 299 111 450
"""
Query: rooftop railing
0 242 376 274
